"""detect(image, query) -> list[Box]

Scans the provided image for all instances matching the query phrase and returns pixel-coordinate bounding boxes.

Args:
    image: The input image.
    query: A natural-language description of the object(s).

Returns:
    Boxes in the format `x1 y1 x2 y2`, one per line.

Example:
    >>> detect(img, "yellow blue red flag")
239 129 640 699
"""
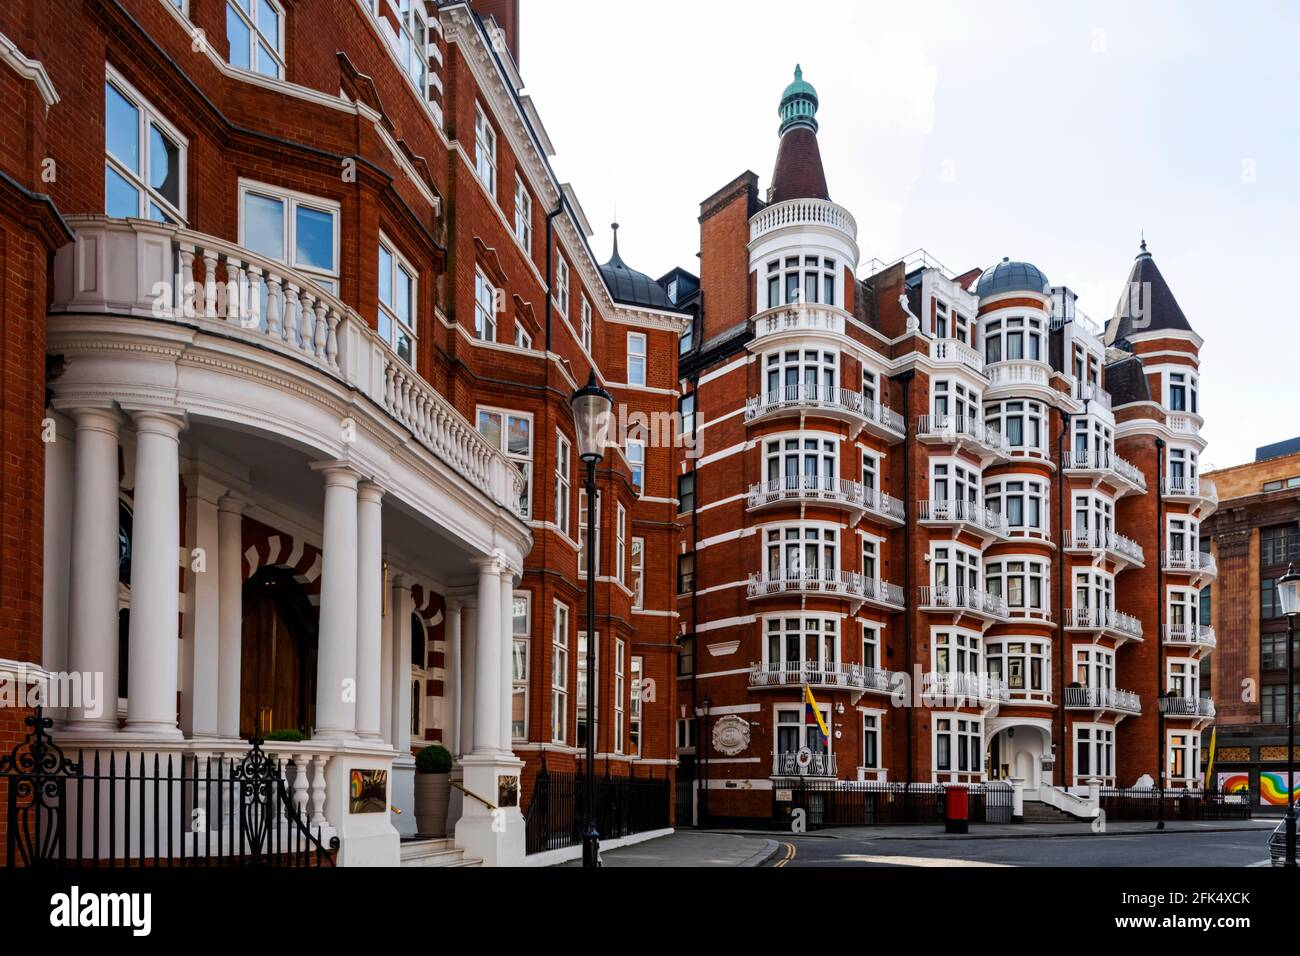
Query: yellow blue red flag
803 685 830 744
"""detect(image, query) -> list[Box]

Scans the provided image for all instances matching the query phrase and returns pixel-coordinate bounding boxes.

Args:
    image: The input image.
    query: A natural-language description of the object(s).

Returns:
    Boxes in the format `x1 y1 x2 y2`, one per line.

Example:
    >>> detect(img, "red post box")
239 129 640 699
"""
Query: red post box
945 785 969 834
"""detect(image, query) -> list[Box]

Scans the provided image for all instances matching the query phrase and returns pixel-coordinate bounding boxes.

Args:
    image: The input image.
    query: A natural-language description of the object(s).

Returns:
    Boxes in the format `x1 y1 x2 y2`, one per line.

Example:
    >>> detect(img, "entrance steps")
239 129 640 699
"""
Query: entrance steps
1021 801 1082 824
399 838 482 867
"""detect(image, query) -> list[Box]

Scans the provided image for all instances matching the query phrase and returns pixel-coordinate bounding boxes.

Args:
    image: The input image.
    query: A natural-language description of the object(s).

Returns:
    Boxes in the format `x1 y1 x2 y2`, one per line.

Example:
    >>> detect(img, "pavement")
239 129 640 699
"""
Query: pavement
558 830 778 867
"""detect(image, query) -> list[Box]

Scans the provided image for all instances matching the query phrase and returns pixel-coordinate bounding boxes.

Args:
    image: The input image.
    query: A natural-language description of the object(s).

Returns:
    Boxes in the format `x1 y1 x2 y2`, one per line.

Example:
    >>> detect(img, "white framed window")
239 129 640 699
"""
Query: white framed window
1168 657 1199 699
615 503 627 584
930 544 982 594
378 237 417 367
576 631 599 748
630 656 643 757
474 102 497 195
514 323 532 350
764 524 838 578
1073 567 1115 619
551 602 570 744
226 0 286 79
474 267 498 342
104 69 187 224
554 431 572 536
1072 416 1113 464
1167 586 1202 637
986 476 1049 538
477 408 532 517
985 558 1049 619
932 629 981 675
986 639 1050 701
763 255 838 309
578 488 601 575
763 348 837 398
1074 645 1116 690
554 258 570 319
676 717 696 751
627 333 647 386
930 459 981 508
1072 491 1115 540
511 593 530 741
239 180 339 294
983 315 1045 365
763 614 839 671
579 295 591 351
764 435 836 490
627 439 645 495
934 715 983 775
513 174 532 250
934 300 972 343
1075 724 1116 783
861 623 881 670
614 638 626 755
395 0 429 95
932 378 980 421
862 713 880 769
776 705 831 758
1167 514 1201 556
1167 731 1200 782
1166 370 1199 414
631 538 644 609
986 400 1047 456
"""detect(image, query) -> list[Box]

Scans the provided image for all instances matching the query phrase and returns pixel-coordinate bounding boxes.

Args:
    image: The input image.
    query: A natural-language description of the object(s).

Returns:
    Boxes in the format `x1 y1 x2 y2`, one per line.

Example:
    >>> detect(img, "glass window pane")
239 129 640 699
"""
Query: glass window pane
378 246 393 306
106 166 139 217
477 411 502 448
256 40 279 78
295 205 334 271
243 192 284 260
258 0 280 43
227 6 252 70
507 416 530 456
397 266 412 324
105 83 140 173
148 125 180 208
396 328 413 365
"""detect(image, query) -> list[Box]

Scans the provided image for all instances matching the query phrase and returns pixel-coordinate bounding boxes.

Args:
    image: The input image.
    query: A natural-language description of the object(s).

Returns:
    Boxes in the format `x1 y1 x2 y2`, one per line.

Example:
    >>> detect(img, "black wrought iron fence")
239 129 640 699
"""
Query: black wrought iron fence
524 763 671 855
1098 787 1253 822
771 779 1013 829
0 708 338 867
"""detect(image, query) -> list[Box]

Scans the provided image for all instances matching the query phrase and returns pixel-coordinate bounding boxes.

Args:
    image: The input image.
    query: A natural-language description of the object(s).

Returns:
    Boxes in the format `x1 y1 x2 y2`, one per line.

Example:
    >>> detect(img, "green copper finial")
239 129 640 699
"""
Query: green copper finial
779 64 819 135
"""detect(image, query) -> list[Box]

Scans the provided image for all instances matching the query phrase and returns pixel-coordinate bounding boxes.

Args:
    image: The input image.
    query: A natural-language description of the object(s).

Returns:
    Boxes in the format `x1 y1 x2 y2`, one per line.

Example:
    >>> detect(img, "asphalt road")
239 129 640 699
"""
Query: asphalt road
765 828 1274 867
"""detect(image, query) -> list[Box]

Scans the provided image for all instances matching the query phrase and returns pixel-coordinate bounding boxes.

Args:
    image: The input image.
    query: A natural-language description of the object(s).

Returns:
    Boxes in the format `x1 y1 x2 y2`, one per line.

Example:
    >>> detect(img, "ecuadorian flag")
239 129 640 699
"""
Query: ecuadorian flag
803 685 830 745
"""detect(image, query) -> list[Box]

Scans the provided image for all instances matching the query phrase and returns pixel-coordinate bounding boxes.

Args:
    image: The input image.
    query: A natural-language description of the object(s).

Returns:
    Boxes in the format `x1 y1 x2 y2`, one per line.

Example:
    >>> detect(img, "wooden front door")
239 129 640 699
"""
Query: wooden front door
240 570 317 738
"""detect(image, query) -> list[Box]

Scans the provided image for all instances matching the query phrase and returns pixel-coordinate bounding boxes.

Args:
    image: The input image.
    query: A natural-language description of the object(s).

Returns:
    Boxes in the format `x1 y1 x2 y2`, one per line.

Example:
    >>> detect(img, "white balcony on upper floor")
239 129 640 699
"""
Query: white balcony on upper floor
985 360 1053 398
745 384 906 442
1063 449 1146 497
930 338 985 376
1161 475 1219 517
916 414 1010 463
750 197 858 244
1065 527 1145 570
1163 624 1217 651
1072 380 1113 412
746 476 905 525
1159 695 1216 719
922 672 1009 707
747 570 905 612
917 585 1008 622
1064 684 1142 717
751 302 845 340
772 751 837 778
1162 550 1217 585
916 498 1008 542
1064 606 1144 645
749 661 897 696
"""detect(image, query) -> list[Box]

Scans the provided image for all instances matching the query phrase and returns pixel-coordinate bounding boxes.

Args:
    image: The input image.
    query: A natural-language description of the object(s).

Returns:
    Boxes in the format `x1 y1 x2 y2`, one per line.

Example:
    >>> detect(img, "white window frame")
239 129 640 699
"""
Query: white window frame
511 592 530 741
474 267 498 342
862 712 881 770
237 179 340 294
514 323 532 350
1167 730 1200 783
225 0 286 79
762 613 840 671
615 503 627 585
984 557 1050 619
551 602 570 744
513 174 532 250
631 537 644 609
614 638 626 755
378 235 418 368
933 714 984 777
630 656 643 757
104 67 188 224
627 439 645 496
395 0 429 96
474 102 497 195
579 294 591 351
1074 724 1116 784
554 431 572 537
476 407 533 517
578 488 601 575
627 332 647 386
554 257 570 319
985 639 1051 702
576 631 600 749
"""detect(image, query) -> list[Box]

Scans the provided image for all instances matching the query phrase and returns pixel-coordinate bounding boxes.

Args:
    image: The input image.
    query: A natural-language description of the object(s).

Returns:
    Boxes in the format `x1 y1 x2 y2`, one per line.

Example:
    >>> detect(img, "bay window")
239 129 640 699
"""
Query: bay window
763 615 839 672
765 435 836 491
986 476 1048 537
933 630 981 675
764 255 838 309
239 181 339 294
1074 645 1115 690
477 408 532 516
1168 658 1199 699
985 559 1049 618
1167 732 1199 782
1072 416 1113 466
932 378 979 422
986 400 1046 455
105 71 186 223
226 0 285 79
765 525 838 578
986 640 1050 700
983 315 1044 365
935 716 983 774
931 460 980 509
764 349 837 400
378 238 417 366
932 545 981 596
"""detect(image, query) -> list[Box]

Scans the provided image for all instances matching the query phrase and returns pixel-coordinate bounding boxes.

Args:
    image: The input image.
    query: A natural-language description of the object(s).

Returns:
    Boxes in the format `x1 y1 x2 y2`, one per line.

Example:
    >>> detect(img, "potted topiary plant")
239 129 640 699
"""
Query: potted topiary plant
414 745 453 837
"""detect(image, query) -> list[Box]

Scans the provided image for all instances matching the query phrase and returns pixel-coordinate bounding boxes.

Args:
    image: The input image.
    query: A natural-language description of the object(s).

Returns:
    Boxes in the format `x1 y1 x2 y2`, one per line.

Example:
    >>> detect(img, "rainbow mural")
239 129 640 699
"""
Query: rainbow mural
1259 772 1300 807
1217 773 1250 795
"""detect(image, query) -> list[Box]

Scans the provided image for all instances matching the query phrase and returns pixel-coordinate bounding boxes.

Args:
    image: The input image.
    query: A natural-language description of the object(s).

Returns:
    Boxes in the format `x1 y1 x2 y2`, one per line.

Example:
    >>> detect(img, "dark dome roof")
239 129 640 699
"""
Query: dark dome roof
976 258 1051 298
599 224 672 310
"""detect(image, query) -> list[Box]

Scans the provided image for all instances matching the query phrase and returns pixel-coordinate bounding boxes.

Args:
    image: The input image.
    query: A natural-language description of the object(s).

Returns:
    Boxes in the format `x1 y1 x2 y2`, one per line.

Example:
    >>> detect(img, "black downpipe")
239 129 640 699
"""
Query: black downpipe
689 370 702 826
1155 438 1166 828
1057 409 1072 787
894 369 916 788
543 203 564 353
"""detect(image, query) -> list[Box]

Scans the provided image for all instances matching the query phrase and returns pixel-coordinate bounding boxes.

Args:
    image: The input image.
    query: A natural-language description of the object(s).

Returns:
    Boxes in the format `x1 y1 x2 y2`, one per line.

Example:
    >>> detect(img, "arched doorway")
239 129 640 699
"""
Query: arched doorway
986 722 1051 793
240 568 318 738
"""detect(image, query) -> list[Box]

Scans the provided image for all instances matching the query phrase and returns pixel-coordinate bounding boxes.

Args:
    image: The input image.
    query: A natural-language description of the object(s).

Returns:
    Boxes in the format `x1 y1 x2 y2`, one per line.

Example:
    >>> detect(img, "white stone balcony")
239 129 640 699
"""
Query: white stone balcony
922 672 1009 706
1063 449 1147 497
1064 606 1144 644
916 498 1008 541
930 338 985 376
985 360 1052 396
749 661 896 695
747 570 904 611
745 384 905 442
1162 550 1218 583
916 414 1010 462
772 751 837 777
1159 696 1216 718
1065 527 1145 570
1163 624 1217 650
751 302 846 340
750 197 857 243
917 585 1008 621
1161 476 1219 516
1064 685 1142 716
1072 380 1113 411
747 476 905 525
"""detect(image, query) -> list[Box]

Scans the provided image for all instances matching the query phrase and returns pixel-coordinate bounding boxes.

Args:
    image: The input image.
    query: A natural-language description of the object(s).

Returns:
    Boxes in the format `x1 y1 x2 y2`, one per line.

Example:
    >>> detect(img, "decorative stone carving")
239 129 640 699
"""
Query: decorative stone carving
711 714 750 756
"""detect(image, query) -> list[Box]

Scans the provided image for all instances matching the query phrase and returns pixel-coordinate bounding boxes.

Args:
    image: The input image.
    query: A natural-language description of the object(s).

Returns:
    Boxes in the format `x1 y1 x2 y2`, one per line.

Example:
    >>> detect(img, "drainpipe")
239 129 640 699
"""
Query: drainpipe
689 368 702 826
893 368 916 788
1155 437 1166 828
1057 408 1072 789
544 202 564 353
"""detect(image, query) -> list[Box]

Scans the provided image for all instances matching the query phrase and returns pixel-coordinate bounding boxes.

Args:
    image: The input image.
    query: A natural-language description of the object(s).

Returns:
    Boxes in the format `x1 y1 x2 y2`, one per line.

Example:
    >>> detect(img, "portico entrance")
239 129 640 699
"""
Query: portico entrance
986 720 1051 792
240 568 318 738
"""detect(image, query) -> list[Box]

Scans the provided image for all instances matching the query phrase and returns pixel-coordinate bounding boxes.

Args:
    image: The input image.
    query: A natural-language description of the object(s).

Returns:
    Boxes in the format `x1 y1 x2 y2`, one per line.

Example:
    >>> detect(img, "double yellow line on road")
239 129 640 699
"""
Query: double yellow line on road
772 842 796 867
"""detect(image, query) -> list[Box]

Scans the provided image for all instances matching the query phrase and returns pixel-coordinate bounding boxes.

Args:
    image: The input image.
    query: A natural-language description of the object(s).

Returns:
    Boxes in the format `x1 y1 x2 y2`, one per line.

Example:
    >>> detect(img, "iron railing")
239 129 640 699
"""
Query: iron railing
772 780 1014 829
1098 788 1252 822
0 708 338 867
523 762 670 855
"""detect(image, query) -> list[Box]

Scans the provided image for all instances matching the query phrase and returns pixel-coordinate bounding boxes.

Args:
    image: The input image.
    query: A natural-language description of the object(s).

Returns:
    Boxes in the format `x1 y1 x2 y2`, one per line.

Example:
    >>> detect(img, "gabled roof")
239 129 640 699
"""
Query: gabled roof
1105 241 1194 345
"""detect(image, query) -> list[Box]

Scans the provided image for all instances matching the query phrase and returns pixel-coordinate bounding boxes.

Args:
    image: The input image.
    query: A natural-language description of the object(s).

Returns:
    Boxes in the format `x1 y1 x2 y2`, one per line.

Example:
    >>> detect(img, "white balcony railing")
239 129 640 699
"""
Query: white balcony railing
746 476 905 522
916 414 1010 458
1064 607 1144 641
746 570 904 608
1072 380 1113 411
749 662 895 694
745 384 905 436
917 499 1008 537
49 217 526 516
1160 696 1216 718
1067 527 1145 565
1161 476 1219 504
985 360 1050 391
1064 685 1142 715
1163 624 1217 649
751 303 846 339
918 585 1008 618
1167 414 1201 436
931 338 985 375
1063 449 1147 491
1162 551 1218 577
860 577 907 609
922 672 1010 704
750 197 857 242
773 751 837 777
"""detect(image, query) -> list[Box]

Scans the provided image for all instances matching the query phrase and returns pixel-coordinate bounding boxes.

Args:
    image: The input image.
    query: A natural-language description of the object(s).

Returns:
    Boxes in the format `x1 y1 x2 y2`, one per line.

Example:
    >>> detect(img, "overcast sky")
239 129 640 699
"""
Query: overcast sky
520 0 1300 471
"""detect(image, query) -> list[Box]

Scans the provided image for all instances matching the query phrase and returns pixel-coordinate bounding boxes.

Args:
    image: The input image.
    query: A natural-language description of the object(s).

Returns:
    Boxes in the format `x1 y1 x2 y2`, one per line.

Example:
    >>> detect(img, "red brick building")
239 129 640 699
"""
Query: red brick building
0 0 687 865
674 67 1217 823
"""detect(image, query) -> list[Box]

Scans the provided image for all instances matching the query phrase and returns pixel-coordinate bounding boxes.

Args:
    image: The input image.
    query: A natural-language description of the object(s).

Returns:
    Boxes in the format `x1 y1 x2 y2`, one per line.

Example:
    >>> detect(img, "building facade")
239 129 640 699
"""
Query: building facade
1202 443 1300 801
0 0 687 866
674 68 1218 823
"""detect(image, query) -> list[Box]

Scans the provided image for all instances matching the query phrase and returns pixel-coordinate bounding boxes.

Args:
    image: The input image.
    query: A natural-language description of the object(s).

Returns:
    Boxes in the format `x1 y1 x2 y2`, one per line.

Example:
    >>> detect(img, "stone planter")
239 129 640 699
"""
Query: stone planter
415 772 451 838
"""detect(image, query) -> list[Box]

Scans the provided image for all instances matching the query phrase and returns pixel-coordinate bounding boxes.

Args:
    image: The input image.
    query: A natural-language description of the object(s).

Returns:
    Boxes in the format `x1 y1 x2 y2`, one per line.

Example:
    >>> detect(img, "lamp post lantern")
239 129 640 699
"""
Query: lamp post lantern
571 372 613 869
1278 562 1300 868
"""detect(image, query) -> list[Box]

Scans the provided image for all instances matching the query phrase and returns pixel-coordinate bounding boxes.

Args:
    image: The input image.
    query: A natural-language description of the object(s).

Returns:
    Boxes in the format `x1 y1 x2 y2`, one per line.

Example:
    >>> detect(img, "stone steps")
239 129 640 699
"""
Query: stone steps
1020 802 1082 824
399 837 482 867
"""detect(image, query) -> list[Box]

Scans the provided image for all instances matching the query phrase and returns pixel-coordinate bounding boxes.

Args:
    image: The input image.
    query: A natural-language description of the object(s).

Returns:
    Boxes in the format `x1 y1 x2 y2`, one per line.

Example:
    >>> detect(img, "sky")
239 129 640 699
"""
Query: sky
520 0 1300 470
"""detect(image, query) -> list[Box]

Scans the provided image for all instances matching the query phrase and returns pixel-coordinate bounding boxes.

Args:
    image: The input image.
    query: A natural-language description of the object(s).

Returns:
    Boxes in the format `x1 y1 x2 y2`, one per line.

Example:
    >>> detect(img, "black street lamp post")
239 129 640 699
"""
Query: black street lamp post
1278 563 1300 868
571 372 613 869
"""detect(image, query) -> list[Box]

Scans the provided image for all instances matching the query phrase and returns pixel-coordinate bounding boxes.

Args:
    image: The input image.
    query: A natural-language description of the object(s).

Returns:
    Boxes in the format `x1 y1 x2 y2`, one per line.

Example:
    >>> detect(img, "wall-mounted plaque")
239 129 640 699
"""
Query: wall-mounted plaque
712 714 750 756
349 769 388 814
498 774 520 808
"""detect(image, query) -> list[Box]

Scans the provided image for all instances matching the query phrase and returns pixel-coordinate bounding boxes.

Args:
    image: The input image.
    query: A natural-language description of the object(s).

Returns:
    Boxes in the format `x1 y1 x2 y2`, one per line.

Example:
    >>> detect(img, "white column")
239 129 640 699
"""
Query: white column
216 494 245 738
355 481 385 739
458 604 477 757
311 462 360 740
125 410 186 737
472 557 502 756
390 576 415 751
42 411 74 720
380 573 394 746
445 599 462 756
182 470 224 737
64 408 121 732
499 567 515 755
